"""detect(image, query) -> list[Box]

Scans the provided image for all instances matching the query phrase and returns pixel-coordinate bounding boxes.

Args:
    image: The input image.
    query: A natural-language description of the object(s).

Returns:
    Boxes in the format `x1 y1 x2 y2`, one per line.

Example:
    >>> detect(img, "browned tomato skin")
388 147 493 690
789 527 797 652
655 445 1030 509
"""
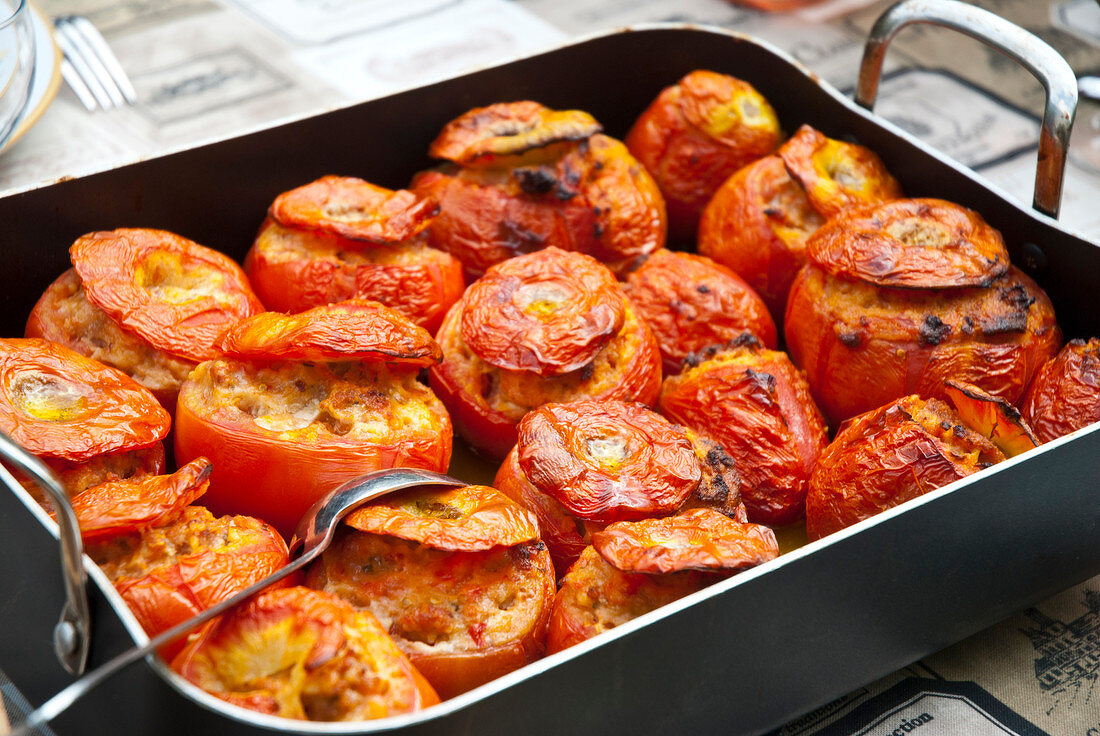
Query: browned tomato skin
785 264 1062 427
698 156 820 318
174 363 453 537
67 457 212 544
807 198 1008 289
516 400 701 523
1022 338 1100 443
805 396 1004 540
217 300 442 367
70 228 264 363
428 101 602 163
624 249 777 372
778 125 901 220
460 248 623 376
414 131 666 279
0 338 171 462
658 340 828 526
494 446 600 575
244 220 464 334
172 586 437 719
269 176 436 244
343 484 539 551
624 71 780 241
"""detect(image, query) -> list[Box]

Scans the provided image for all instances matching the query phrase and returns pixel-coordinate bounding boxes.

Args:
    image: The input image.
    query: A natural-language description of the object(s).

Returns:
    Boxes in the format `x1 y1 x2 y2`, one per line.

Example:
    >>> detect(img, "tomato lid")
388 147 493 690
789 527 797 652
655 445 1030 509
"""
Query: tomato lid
344 484 540 551
807 198 1010 289
517 400 701 523
217 300 442 366
778 125 901 220
429 101 602 164
269 176 437 244
71 229 263 363
677 70 779 145
67 457 212 543
592 508 778 574
460 247 624 375
944 379 1038 458
0 338 170 461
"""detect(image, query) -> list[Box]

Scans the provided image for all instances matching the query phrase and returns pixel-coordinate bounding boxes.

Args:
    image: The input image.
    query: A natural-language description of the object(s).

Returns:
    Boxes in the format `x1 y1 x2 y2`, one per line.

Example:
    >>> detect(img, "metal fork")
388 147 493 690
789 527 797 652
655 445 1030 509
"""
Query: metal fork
52 15 135 111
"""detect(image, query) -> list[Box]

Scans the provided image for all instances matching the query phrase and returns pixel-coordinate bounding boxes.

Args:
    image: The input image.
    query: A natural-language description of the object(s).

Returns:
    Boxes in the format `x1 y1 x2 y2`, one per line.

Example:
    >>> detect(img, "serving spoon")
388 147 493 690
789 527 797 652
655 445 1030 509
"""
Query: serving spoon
12 466 465 735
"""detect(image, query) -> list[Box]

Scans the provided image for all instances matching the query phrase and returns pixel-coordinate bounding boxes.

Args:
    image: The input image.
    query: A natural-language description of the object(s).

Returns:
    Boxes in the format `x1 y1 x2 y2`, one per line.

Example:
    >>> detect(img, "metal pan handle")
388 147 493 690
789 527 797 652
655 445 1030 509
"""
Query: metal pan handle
0 431 91 676
856 0 1077 219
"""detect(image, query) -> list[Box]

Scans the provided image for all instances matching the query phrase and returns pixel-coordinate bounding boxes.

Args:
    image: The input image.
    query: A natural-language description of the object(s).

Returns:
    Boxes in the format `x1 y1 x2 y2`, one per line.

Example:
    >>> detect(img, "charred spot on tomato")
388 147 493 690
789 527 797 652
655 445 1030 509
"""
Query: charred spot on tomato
919 315 951 346
514 167 558 196
497 219 546 255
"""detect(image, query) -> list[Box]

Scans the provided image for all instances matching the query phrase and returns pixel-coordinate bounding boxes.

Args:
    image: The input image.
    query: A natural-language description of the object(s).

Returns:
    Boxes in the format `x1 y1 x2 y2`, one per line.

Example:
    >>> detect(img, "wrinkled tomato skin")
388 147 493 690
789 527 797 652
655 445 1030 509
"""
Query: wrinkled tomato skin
785 264 1061 427
217 299 442 367
1022 338 1100 443
244 220 464 334
658 339 828 525
805 396 1003 540
778 125 901 220
624 249 777 373
807 199 1008 290
494 446 600 575
0 338 171 462
175 361 452 536
70 228 264 363
624 70 780 242
431 296 661 460
698 156 823 318
413 133 666 278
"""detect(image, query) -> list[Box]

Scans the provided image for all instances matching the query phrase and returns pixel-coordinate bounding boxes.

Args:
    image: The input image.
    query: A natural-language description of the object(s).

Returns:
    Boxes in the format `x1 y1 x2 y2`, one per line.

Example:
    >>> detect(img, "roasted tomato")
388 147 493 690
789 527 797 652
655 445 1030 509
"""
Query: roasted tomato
412 101 666 277
176 301 453 535
494 399 747 573
244 219 463 334
658 335 828 526
0 338 170 462
69 229 263 363
944 380 1037 458
67 457 211 544
785 200 1061 426
307 485 555 699
26 269 197 407
805 395 1004 540
623 249 776 372
176 360 451 537
217 300 442 366
1021 338 1100 443
547 510 777 653
90 505 289 654
430 248 661 459
698 126 900 317
173 586 438 720
624 70 780 241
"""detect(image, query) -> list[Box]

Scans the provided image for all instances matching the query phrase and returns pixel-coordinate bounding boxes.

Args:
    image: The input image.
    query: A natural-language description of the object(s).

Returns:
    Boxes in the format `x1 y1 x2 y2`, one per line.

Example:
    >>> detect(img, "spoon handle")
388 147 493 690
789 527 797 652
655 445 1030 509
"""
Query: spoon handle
14 549 320 735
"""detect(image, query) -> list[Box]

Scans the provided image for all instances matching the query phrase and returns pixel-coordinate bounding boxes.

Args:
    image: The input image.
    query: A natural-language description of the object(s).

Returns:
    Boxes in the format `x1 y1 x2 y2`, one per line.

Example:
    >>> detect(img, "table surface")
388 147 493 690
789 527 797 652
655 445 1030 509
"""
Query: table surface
1 1 1098 735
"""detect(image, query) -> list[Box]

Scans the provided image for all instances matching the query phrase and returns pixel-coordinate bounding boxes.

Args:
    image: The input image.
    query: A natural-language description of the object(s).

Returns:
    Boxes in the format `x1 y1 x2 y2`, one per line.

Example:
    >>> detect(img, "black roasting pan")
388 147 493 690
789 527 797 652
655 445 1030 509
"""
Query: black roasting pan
0 8 1098 736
